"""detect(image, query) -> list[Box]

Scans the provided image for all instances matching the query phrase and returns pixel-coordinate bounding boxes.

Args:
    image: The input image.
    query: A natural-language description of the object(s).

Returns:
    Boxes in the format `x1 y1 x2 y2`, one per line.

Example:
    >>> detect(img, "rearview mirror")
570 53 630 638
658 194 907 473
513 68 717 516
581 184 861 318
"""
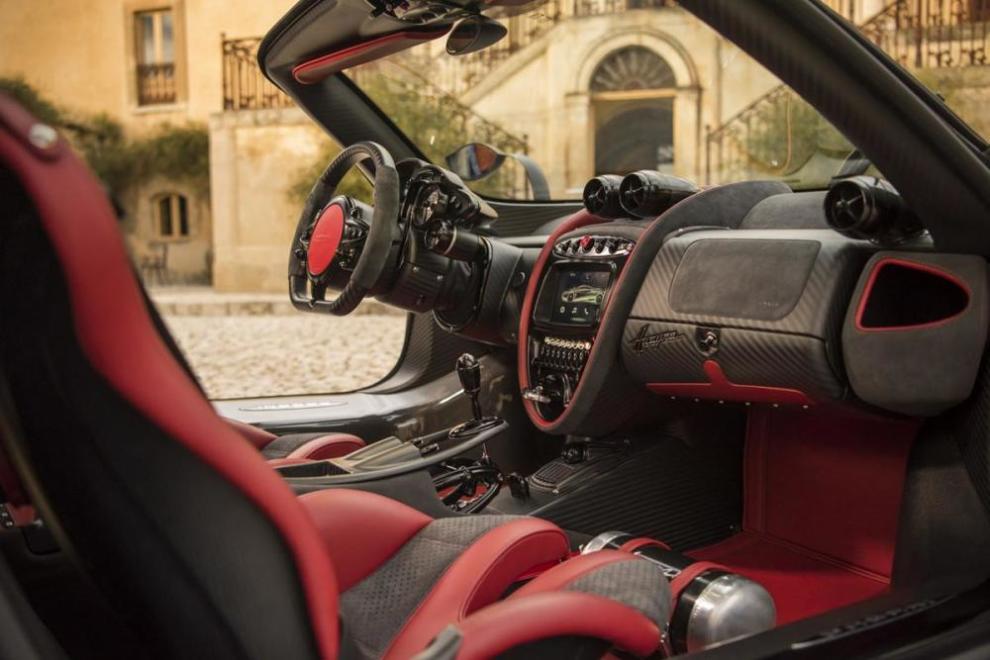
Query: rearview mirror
446 16 507 56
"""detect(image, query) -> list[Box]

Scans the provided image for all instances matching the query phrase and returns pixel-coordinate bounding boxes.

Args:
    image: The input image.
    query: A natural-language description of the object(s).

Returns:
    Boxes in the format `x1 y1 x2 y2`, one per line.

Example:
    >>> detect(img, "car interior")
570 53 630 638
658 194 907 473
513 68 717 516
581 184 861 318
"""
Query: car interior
2 0 990 658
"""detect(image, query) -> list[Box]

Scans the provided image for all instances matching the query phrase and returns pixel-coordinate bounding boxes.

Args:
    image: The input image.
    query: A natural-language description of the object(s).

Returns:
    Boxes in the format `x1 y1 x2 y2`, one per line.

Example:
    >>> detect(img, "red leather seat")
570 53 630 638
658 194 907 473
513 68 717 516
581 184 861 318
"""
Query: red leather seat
0 96 671 658
226 418 366 467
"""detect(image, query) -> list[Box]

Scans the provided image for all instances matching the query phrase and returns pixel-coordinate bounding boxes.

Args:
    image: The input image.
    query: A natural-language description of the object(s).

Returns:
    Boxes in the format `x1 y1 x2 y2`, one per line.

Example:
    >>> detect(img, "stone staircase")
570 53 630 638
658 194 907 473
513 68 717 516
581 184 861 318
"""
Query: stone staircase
705 0 990 182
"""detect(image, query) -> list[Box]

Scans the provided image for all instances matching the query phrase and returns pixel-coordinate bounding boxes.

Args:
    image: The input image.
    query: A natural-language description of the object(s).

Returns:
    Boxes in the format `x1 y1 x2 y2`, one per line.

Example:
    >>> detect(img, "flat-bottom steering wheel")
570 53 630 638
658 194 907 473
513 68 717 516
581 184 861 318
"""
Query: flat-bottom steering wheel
288 141 401 316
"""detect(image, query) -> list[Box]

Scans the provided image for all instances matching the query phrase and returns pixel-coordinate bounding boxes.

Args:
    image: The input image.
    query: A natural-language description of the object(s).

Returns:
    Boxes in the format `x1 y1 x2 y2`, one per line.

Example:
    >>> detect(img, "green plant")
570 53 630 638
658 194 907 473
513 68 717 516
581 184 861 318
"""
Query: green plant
743 90 851 176
0 76 64 126
289 139 375 204
289 66 531 203
130 123 211 195
0 76 209 196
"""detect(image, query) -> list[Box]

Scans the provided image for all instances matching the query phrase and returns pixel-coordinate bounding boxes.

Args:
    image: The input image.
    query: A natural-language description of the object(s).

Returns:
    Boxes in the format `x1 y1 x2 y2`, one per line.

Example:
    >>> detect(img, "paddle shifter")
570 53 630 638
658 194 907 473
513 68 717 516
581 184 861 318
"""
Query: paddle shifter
449 353 502 440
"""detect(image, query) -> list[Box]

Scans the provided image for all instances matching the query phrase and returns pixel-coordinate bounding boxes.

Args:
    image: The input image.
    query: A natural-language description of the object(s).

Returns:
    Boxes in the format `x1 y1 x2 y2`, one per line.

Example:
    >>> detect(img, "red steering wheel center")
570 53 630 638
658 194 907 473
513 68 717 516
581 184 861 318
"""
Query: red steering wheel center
307 203 345 276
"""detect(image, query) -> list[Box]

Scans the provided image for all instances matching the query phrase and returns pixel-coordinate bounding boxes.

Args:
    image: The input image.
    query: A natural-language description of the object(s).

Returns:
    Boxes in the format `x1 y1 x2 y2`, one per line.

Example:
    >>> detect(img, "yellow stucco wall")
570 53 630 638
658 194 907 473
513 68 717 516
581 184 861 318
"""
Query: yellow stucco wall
0 0 287 128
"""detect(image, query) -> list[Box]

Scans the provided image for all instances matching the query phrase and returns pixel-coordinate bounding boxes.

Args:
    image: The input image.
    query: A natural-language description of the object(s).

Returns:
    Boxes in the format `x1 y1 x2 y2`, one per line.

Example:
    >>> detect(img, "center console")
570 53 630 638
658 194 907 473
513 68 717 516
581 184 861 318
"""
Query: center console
523 233 636 418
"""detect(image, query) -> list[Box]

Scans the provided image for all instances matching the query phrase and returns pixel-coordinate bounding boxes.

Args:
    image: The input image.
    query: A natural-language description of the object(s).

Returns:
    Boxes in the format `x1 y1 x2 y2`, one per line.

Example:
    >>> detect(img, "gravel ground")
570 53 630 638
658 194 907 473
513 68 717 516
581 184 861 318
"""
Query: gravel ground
163 313 407 399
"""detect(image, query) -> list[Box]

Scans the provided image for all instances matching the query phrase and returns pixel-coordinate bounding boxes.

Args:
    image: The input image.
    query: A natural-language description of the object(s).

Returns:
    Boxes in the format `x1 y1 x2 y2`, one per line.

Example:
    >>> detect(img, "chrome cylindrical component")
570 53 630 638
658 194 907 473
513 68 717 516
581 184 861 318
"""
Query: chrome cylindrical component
581 531 776 653
675 570 776 653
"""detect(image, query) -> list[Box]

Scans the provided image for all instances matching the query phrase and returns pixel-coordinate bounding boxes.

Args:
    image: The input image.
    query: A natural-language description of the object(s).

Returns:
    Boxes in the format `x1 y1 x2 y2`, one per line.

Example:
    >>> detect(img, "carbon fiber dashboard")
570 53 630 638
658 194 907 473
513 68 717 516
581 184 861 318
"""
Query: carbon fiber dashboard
623 229 876 403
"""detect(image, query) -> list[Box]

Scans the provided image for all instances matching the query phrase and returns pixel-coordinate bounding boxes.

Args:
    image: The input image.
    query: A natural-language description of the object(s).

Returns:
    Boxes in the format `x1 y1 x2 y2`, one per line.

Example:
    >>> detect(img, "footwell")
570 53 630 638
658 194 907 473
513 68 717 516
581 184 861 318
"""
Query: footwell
688 407 919 625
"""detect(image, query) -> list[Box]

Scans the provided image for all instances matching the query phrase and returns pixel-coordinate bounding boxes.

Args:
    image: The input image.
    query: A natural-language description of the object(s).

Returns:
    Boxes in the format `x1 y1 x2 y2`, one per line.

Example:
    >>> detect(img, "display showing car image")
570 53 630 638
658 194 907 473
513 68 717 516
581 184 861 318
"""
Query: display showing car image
4 1 990 659
560 284 605 305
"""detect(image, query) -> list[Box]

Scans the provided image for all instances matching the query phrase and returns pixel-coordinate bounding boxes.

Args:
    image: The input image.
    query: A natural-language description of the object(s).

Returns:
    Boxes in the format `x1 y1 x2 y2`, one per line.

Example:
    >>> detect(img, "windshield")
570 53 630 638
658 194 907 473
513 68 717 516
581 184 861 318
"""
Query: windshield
347 0 986 201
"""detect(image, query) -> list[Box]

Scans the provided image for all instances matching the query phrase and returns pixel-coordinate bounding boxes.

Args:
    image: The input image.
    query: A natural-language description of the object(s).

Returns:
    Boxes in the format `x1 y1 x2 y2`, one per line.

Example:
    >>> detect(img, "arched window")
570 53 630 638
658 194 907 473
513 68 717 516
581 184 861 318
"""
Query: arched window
155 193 190 239
590 46 676 93
590 46 677 176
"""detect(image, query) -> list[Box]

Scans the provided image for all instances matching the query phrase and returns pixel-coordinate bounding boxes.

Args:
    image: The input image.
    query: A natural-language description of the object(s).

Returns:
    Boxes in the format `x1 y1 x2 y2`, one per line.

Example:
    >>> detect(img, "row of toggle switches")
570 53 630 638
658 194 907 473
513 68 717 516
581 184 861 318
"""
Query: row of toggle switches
553 235 634 259
536 336 592 373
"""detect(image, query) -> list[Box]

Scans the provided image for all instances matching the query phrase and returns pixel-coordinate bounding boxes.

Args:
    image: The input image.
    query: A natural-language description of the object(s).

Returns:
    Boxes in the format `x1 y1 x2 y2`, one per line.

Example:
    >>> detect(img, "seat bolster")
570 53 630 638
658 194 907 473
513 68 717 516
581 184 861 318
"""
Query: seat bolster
443 591 661 659
299 489 432 591
225 417 277 450
286 433 365 460
385 517 569 659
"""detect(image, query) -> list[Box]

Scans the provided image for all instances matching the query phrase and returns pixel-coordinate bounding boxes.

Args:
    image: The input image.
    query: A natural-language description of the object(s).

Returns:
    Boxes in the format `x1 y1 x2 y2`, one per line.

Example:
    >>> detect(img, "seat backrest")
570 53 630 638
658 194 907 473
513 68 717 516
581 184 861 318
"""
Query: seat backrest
0 96 339 659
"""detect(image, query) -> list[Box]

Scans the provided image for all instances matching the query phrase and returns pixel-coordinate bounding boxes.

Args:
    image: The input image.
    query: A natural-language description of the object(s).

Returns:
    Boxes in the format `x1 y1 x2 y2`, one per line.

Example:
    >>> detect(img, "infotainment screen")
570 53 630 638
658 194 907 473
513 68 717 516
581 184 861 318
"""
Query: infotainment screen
550 269 611 325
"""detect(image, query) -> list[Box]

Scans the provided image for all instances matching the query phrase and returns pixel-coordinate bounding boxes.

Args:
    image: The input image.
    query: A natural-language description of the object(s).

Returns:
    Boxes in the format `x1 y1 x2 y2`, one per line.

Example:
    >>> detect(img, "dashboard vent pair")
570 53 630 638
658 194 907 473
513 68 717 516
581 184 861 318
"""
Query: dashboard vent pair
583 171 698 219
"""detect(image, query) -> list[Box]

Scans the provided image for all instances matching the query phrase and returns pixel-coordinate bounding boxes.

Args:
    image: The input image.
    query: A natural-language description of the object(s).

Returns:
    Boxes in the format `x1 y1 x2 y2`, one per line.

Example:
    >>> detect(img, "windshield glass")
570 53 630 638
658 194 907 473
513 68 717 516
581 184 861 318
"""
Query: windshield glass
347 0 865 200
347 0 986 200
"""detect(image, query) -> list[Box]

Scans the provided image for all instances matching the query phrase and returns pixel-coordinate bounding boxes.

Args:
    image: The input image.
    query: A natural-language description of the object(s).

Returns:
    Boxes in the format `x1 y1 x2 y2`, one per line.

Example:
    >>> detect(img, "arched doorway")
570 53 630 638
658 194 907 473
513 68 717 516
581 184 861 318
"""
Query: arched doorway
590 46 676 175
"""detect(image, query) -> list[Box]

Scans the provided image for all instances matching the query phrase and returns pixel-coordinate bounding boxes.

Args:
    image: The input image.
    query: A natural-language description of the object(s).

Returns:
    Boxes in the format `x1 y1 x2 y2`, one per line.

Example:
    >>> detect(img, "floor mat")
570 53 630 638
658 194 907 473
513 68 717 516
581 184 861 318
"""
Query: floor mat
688 532 889 625
688 408 919 625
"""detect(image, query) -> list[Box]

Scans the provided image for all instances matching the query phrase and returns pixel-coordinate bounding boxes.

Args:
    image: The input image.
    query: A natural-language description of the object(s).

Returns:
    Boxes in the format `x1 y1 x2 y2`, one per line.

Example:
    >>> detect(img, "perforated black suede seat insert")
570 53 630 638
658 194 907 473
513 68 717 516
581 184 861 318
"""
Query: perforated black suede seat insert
339 515 520 659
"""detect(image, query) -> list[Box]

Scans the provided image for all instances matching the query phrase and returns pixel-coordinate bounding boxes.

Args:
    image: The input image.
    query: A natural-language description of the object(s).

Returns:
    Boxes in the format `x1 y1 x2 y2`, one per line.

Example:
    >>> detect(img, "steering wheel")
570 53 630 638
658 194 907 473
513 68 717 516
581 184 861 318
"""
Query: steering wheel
288 141 401 316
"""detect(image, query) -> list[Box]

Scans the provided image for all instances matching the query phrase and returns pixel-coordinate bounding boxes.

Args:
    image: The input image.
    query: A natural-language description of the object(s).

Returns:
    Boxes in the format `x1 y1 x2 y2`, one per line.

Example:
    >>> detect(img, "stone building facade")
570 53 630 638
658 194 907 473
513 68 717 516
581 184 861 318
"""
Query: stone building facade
2 0 989 291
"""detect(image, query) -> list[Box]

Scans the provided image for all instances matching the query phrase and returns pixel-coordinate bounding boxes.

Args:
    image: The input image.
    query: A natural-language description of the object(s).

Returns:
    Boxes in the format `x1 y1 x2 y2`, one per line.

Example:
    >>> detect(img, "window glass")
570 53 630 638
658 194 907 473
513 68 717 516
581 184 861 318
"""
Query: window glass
136 12 156 64
160 12 174 63
134 9 177 105
177 195 188 236
345 1 898 199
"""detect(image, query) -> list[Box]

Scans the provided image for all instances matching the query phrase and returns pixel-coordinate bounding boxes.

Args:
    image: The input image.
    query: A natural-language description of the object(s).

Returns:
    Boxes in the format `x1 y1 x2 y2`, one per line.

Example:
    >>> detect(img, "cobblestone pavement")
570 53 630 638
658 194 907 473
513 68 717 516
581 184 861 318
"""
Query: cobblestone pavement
154 288 407 399
163 314 407 400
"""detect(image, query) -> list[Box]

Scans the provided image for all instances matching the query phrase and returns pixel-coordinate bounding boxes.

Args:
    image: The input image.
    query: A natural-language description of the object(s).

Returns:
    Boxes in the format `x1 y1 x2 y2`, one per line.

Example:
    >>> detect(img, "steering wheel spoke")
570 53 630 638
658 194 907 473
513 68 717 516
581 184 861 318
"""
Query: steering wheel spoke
309 281 327 303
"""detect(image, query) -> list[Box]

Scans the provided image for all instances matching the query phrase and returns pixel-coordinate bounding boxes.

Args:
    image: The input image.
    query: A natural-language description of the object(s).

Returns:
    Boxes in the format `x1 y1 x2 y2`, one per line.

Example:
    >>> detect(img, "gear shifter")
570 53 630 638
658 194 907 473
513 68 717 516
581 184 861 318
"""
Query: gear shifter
449 353 502 441
457 353 484 422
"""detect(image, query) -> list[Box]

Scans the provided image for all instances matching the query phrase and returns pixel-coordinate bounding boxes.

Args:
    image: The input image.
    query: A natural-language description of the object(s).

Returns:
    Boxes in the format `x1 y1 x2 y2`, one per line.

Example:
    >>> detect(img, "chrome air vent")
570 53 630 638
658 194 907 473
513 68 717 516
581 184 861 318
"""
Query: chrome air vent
618 170 698 218
825 176 923 244
582 175 624 218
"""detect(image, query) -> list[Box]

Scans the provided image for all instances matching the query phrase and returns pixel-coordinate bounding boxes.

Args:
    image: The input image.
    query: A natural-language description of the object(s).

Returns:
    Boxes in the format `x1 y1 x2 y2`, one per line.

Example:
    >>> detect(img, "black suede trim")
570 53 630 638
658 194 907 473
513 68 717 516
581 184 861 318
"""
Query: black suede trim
739 191 830 230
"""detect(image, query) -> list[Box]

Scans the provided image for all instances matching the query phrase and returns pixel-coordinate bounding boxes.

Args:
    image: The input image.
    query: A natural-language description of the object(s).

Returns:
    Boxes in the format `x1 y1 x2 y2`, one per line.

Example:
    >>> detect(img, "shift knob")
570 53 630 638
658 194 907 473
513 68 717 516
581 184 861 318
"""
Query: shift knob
456 353 481 396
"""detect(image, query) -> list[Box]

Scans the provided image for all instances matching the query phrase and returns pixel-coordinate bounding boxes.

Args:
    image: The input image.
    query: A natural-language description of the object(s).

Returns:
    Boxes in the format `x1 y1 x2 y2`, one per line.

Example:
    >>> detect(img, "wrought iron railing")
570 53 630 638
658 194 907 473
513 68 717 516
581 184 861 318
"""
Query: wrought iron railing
859 0 990 68
221 36 294 111
705 0 990 184
218 36 529 172
349 64 529 155
137 63 177 105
